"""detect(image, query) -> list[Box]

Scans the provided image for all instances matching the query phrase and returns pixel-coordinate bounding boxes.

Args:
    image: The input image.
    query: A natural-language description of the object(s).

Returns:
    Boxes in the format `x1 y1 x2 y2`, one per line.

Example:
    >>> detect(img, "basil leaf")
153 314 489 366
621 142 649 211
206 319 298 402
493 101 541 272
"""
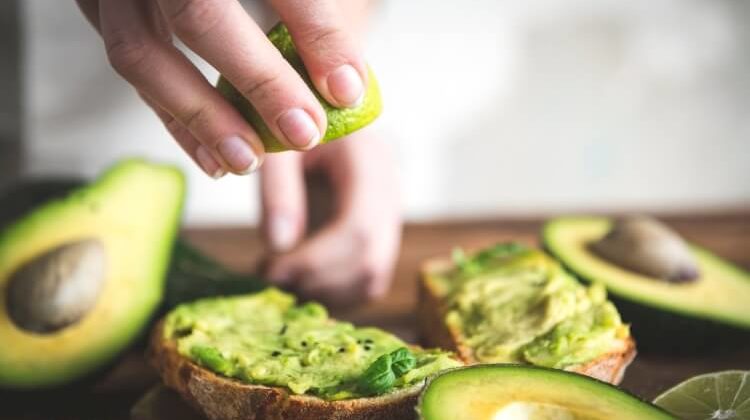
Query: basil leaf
390 347 416 377
358 353 396 396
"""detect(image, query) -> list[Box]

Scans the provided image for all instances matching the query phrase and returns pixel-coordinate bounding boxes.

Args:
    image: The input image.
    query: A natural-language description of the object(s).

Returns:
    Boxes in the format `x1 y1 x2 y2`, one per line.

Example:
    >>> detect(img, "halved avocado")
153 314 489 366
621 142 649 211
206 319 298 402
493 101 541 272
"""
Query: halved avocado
543 216 750 351
0 159 185 388
418 364 674 420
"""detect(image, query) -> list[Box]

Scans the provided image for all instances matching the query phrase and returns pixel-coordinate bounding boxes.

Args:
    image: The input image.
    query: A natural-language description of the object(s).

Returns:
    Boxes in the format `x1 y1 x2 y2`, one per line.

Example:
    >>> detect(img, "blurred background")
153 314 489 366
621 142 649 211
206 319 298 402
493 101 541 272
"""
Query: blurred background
3 0 749 225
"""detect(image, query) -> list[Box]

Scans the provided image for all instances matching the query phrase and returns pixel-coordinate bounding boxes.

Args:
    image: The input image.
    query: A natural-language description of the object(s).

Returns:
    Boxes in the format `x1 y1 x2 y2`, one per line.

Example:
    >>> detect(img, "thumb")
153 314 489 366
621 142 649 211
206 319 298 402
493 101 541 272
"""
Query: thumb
260 152 307 253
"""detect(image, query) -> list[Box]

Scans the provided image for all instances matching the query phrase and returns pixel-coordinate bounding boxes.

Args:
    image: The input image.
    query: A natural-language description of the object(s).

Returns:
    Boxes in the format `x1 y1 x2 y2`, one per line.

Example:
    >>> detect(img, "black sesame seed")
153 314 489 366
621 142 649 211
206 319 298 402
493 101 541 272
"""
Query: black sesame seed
279 324 288 335
364 338 374 344
271 351 281 357
364 345 372 351
356 339 363 344
338 347 345 353
301 341 307 347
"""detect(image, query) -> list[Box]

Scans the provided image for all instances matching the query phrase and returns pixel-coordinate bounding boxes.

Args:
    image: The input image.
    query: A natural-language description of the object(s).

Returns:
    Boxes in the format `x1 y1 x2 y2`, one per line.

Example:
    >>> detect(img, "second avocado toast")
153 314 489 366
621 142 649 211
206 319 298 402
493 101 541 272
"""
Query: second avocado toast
418 243 636 384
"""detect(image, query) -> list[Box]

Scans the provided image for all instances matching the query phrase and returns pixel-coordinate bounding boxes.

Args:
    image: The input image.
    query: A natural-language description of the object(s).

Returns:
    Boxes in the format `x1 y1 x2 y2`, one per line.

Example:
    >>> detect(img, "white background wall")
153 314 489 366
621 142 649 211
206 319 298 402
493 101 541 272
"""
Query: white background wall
21 0 750 225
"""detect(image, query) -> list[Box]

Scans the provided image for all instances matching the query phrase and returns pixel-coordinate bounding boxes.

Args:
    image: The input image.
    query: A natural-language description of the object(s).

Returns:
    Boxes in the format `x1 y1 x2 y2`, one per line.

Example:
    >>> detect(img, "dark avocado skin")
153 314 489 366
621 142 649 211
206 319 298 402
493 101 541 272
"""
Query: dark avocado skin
0 179 85 231
608 297 750 354
541 242 750 354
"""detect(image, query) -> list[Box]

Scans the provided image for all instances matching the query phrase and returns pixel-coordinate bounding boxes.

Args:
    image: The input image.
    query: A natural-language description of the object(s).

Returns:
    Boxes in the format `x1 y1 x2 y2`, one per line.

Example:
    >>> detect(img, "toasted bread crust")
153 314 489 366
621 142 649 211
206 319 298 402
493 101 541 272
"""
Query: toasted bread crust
148 322 423 420
417 256 636 385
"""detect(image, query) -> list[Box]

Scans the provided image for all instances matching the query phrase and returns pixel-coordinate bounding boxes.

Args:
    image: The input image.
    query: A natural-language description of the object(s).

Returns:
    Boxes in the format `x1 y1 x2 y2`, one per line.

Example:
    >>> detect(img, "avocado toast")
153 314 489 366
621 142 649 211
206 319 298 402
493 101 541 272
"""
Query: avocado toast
418 243 636 384
149 289 460 420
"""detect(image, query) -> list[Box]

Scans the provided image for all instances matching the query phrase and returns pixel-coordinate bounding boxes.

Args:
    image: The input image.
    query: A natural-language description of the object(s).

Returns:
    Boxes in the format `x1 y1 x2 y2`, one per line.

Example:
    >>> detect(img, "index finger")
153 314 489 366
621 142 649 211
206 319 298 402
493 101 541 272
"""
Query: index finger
156 0 327 151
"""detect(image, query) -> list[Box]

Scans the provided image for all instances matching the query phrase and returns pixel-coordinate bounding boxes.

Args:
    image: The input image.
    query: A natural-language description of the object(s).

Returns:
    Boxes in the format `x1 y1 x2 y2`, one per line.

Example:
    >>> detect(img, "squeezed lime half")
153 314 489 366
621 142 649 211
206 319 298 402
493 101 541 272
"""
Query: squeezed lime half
654 370 750 420
217 24 382 153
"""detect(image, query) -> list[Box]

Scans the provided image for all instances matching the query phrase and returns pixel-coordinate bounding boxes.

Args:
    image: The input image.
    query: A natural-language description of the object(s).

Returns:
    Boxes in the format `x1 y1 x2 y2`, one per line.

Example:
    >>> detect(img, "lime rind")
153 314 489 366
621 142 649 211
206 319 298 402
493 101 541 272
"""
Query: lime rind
654 370 750 420
216 24 382 153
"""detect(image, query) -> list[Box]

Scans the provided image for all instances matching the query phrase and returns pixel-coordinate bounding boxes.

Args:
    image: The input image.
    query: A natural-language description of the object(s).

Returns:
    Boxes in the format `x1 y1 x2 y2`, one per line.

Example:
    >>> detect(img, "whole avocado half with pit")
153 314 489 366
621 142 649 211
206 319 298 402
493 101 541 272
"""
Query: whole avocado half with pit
217 23 382 153
542 216 750 352
418 364 675 420
0 159 185 389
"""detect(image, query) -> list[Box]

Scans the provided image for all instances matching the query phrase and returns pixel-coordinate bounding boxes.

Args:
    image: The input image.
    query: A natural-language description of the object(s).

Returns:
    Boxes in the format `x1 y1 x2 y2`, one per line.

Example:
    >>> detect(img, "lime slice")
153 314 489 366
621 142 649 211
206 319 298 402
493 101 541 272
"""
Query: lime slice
217 24 382 153
654 370 750 420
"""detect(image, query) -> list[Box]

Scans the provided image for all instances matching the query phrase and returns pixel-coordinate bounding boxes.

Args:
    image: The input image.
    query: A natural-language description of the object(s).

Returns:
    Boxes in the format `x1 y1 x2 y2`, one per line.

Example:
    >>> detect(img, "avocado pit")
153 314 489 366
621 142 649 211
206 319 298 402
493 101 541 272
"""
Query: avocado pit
590 216 699 283
6 238 107 333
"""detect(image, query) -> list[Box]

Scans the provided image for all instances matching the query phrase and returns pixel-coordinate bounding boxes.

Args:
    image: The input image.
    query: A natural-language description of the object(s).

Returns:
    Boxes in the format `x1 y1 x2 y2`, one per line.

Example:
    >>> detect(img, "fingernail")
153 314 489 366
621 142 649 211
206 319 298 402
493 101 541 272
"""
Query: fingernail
196 146 225 179
217 135 259 175
277 108 320 149
327 64 364 107
269 215 297 252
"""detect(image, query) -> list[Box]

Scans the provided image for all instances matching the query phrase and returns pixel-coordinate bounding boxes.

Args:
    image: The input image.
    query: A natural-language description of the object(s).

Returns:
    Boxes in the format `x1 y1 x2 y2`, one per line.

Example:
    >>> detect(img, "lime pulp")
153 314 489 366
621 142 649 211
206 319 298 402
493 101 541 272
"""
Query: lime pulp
654 370 750 420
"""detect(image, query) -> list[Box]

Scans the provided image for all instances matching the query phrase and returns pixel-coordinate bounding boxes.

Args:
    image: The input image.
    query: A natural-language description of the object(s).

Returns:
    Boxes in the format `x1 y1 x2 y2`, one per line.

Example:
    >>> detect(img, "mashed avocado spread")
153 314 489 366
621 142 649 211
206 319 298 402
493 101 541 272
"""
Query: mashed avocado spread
164 289 460 400
444 243 629 368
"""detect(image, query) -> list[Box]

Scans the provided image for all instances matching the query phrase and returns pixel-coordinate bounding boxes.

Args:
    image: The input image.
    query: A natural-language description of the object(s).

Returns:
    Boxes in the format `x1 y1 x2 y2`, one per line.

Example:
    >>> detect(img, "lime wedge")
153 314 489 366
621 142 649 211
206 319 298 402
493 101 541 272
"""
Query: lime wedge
217 24 382 153
654 370 750 420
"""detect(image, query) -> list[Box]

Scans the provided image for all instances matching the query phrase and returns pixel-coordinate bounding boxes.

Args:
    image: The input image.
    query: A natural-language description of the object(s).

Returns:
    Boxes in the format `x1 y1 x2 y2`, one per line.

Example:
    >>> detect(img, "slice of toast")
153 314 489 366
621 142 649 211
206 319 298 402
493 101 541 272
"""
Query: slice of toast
148 321 428 420
417 255 636 385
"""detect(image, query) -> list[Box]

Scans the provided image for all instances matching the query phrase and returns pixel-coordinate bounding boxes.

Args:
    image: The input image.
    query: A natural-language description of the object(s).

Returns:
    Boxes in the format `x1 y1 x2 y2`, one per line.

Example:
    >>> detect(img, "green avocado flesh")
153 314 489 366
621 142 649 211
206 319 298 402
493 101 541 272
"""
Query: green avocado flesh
543 217 750 330
418 365 675 420
216 24 382 153
0 160 185 388
164 288 460 400
435 244 629 368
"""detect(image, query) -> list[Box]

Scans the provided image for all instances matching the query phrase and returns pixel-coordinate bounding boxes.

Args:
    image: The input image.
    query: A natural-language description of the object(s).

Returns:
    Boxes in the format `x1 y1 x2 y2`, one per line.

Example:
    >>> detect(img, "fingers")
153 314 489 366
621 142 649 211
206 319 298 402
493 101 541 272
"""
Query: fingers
261 152 307 252
264 223 386 307
156 0 326 151
271 0 367 108
141 93 226 179
99 0 264 177
263 133 402 307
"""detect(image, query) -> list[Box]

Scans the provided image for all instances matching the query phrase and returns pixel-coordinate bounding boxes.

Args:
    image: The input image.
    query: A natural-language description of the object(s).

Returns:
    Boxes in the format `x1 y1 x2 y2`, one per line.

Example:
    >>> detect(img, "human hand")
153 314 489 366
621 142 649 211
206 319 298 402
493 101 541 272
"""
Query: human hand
260 131 402 307
76 0 369 178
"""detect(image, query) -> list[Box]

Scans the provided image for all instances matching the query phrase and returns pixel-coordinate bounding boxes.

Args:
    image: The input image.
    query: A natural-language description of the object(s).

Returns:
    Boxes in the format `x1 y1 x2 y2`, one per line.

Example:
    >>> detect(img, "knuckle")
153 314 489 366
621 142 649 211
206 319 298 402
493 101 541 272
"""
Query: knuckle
167 0 226 42
296 255 322 276
302 25 345 51
178 104 215 143
360 262 381 285
105 34 152 76
237 70 284 103
162 114 183 134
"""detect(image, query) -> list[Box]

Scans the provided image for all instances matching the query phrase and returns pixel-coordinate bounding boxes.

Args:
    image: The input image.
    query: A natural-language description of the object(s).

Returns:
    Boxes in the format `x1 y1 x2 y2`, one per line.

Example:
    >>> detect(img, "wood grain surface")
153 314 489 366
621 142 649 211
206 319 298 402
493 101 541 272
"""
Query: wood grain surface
2 213 749 419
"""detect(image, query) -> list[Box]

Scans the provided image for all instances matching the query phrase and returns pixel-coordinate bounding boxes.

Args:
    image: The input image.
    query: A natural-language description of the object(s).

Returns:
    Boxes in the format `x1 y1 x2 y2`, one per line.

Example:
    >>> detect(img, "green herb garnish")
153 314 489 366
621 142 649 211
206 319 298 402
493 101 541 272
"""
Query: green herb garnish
390 347 417 377
358 347 417 396
358 353 396 395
